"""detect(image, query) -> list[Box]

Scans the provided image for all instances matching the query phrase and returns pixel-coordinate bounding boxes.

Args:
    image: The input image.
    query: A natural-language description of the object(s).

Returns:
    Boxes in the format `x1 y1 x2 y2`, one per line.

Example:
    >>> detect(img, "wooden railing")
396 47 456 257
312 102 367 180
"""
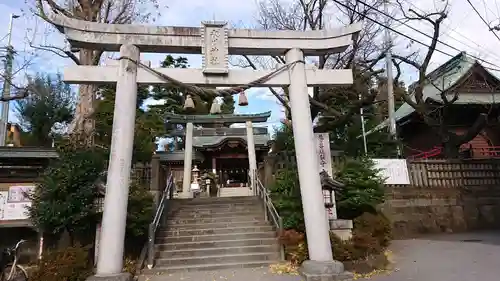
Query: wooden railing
407 159 500 187
270 151 500 188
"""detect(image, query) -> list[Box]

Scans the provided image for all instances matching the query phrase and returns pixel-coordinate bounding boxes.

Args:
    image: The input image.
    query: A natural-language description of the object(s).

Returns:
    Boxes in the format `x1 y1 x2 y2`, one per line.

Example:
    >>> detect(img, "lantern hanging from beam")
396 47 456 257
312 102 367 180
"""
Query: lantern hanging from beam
238 92 248 106
183 94 195 110
210 99 221 114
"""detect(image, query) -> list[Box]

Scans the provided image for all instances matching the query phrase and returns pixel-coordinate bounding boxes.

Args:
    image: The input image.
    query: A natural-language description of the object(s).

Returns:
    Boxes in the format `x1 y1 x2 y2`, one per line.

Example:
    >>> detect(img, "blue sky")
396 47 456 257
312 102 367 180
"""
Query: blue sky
2 0 500 135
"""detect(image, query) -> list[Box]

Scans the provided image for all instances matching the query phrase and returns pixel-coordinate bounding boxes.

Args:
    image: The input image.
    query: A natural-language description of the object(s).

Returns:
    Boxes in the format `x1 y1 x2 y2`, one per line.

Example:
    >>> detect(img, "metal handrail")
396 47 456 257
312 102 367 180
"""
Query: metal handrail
252 171 285 261
146 173 174 269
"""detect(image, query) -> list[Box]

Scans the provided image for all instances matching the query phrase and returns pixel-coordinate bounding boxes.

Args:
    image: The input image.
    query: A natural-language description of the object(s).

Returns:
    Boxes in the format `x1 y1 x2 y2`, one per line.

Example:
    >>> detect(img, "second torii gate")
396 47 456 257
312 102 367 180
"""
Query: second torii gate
50 14 361 281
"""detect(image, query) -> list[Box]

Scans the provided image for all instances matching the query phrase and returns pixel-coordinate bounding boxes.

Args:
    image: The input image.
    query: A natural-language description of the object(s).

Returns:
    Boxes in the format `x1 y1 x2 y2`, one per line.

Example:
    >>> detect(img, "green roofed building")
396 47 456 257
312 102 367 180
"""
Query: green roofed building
155 111 272 193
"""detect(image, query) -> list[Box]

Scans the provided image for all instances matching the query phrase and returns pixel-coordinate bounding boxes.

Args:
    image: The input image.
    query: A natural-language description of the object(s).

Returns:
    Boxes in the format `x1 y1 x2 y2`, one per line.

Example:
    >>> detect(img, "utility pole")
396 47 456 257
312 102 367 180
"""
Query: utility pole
384 1 400 157
359 94 368 155
0 14 20 146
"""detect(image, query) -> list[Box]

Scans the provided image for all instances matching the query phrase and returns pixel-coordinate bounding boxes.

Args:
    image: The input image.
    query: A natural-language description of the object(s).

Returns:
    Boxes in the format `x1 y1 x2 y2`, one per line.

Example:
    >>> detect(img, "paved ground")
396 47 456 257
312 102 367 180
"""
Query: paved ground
139 231 500 281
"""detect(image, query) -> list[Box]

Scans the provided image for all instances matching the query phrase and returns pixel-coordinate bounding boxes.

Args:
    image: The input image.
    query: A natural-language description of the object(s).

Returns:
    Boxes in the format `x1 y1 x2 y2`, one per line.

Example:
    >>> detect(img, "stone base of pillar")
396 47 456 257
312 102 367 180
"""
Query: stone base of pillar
299 260 353 281
329 219 353 241
177 192 192 199
86 273 133 281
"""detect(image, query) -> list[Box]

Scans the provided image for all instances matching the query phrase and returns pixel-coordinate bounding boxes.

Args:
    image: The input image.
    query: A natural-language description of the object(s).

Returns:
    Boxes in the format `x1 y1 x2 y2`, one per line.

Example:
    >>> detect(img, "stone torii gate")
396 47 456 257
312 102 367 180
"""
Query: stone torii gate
50 14 361 281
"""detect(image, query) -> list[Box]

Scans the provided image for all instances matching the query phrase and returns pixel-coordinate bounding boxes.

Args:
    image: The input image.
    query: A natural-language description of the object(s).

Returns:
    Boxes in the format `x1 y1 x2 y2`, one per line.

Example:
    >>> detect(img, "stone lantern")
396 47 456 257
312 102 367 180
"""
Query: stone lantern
190 165 201 198
319 171 353 241
192 165 200 182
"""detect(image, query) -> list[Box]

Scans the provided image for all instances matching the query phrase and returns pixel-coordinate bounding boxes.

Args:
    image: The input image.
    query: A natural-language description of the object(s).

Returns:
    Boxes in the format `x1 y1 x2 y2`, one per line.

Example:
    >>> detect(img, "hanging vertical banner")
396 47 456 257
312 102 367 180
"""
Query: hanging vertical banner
314 133 336 220
315 133 333 177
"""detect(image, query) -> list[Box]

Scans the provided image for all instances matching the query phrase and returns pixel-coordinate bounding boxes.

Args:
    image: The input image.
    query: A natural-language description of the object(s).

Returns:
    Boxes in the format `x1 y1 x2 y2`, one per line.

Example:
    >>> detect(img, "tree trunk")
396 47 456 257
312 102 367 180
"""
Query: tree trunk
69 49 98 147
442 139 462 159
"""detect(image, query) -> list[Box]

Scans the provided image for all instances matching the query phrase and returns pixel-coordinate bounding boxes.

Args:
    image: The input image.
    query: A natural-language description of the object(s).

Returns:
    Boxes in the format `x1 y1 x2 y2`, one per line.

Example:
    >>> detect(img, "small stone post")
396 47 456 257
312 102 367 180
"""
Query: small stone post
182 122 194 198
149 156 161 207
286 48 350 280
246 120 257 192
92 44 139 280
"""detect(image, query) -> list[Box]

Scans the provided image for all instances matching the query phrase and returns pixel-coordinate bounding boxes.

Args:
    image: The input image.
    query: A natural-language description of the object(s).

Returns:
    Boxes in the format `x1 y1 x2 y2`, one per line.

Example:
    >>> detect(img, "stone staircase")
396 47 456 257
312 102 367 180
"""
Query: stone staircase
218 186 252 197
149 196 280 273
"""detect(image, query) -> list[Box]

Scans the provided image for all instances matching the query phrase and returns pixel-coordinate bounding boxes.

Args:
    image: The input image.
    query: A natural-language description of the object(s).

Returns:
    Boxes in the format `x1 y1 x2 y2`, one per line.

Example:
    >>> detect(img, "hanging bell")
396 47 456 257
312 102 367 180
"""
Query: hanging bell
210 99 221 114
238 92 249 106
183 94 195 110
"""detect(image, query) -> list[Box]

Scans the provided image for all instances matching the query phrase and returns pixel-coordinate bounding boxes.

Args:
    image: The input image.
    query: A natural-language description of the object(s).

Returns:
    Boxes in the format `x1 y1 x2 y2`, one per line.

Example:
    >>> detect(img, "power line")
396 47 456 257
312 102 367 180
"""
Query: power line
351 0 500 70
400 0 499 60
466 0 500 42
330 0 500 72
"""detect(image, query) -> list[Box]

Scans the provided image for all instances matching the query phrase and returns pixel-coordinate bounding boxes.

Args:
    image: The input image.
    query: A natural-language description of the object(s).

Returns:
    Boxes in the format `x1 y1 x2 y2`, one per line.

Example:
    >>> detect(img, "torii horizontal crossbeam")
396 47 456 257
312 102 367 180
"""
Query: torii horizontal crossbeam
50 14 362 56
63 66 353 86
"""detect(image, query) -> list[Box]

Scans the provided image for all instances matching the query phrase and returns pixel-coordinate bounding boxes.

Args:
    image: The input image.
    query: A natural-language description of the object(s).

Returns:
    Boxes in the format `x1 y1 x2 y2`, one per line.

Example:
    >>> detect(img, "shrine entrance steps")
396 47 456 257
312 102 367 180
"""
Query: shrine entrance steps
147 196 280 273
218 186 252 197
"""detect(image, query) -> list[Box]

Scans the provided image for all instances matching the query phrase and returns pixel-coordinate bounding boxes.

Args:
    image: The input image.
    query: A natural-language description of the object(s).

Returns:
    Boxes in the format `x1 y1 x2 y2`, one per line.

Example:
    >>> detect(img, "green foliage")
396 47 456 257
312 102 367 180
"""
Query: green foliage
28 148 106 243
271 123 295 153
330 117 400 158
30 244 93 281
279 212 392 265
278 229 307 265
331 212 392 261
14 73 75 147
94 84 164 163
126 181 154 238
353 212 392 248
149 55 235 150
336 158 386 219
314 71 405 158
269 168 303 231
150 55 235 116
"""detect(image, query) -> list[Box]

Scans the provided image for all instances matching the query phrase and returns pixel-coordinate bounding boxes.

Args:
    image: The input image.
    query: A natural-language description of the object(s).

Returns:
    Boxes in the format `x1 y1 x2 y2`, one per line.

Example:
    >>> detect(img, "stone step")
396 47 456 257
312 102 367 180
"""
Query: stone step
219 187 252 197
155 252 279 267
175 202 261 210
161 220 270 230
171 211 264 219
156 244 280 259
168 214 263 225
156 237 278 251
160 225 274 237
175 204 264 213
158 231 276 244
173 196 259 205
142 260 276 274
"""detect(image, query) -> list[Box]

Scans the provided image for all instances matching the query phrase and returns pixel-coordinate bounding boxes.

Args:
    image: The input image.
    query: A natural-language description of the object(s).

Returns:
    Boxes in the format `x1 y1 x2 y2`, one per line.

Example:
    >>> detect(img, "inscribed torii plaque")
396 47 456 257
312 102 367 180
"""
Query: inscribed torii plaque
201 21 229 74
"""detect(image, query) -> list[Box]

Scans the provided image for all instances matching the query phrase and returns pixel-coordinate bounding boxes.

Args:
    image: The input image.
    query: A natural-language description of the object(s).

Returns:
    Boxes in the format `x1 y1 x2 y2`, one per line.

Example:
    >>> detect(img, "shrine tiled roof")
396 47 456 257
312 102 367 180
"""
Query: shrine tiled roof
371 51 500 133
193 135 270 148
164 111 272 124
154 151 205 162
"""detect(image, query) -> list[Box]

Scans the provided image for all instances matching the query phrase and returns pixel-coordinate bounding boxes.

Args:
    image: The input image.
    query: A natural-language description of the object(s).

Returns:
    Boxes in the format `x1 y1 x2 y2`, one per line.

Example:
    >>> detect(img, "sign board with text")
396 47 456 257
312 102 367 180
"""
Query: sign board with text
314 133 336 220
315 133 333 177
0 186 35 220
372 159 410 185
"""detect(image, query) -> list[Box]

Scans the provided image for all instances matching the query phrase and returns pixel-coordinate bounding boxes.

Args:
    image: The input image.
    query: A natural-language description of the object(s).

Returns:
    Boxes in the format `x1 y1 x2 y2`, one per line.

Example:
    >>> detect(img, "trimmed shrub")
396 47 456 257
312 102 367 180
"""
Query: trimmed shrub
280 212 392 265
30 245 92 281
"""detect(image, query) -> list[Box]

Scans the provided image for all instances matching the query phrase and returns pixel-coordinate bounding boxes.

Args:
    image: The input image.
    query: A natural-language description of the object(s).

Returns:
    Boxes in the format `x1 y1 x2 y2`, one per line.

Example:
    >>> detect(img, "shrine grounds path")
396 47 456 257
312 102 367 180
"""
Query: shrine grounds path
139 231 500 281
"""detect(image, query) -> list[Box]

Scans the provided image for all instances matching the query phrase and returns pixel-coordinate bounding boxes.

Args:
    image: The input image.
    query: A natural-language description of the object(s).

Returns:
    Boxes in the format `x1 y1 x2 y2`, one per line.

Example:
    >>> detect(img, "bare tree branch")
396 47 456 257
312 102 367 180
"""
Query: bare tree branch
241 55 291 111
392 1 494 158
29 43 81 65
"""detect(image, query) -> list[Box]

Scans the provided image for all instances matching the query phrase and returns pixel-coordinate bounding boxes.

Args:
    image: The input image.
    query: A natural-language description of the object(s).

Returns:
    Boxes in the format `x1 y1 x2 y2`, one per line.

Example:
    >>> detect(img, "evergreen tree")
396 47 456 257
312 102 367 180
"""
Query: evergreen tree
94 84 164 163
14 73 75 147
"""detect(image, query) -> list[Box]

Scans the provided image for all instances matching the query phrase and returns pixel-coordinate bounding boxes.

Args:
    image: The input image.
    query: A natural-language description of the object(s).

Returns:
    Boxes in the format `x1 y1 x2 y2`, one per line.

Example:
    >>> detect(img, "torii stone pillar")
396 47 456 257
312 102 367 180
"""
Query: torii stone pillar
286 48 334 262
245 120 257 193
182 122 194 197
94 44 139 278
51 14 361 281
